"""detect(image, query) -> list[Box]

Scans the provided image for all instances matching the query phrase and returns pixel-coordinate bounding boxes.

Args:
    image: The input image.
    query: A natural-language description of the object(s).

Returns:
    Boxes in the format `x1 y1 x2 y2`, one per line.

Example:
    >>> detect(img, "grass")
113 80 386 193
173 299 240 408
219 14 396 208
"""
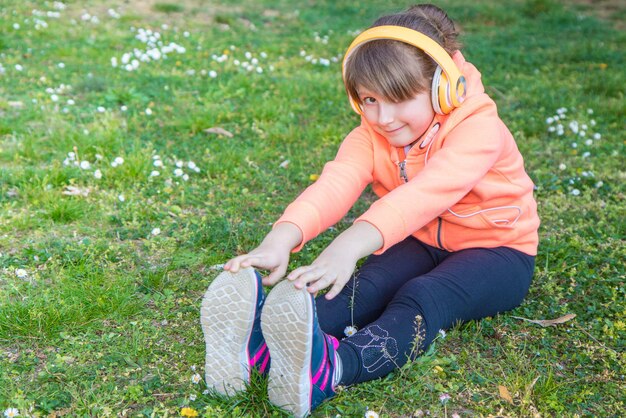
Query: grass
0 0 624 416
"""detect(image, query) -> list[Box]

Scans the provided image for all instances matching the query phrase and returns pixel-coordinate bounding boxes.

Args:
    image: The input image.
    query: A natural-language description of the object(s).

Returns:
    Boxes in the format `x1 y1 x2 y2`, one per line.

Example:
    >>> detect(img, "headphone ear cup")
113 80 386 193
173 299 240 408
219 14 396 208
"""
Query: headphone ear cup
431 66 443 115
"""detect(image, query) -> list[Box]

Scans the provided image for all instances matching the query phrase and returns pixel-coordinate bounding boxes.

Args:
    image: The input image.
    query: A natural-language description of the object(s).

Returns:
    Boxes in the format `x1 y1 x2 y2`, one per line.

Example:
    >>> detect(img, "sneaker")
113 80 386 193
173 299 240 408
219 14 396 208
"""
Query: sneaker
261 280 339 417
200 267 270 396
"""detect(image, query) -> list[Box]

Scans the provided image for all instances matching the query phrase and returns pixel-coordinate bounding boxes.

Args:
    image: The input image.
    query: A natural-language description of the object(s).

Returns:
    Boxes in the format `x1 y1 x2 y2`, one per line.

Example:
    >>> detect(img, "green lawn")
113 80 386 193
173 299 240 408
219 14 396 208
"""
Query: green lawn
0 0 624 416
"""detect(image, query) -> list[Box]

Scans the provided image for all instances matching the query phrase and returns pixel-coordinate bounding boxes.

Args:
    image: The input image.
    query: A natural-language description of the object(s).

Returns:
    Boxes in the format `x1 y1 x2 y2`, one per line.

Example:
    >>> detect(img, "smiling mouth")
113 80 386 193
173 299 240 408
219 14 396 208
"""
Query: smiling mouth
383 125 405 134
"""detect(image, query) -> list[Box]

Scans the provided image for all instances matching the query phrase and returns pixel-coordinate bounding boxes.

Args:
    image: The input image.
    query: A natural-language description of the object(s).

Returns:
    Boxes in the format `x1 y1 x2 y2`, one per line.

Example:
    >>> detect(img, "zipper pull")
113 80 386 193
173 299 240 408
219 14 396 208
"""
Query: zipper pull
398 160 408 183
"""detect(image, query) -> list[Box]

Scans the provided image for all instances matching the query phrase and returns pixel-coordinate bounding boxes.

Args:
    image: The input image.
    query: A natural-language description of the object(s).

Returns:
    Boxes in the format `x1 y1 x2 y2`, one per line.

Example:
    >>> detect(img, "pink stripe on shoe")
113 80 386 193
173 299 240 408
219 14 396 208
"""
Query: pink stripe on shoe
250 342 267 365
311 337 328 384
259 350 270 374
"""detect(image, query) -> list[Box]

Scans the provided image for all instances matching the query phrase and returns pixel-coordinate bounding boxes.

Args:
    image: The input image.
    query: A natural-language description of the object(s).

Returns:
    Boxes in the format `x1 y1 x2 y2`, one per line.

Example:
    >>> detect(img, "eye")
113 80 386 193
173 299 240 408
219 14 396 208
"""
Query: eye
362 97 377 105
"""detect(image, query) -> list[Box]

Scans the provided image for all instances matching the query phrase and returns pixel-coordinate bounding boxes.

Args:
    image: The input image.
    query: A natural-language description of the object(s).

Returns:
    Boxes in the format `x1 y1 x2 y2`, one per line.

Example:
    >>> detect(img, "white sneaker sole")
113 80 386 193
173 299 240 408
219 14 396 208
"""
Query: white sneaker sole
200 267 258 396
261 280 313 418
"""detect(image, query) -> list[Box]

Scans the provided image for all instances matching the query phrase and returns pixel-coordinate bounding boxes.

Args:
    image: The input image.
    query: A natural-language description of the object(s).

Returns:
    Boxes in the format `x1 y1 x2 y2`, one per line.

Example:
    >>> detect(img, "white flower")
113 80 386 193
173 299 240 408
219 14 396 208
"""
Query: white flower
114 157 124 165
593 133 601 140
187 161 197 170
191 373 201 384
118 194 125 202
67 99 75 105
4 408 19 418
585 139 593 146
149 170 160 177
97 106 105 113
95 154 103 160
364 411 379 418
438 329 447 339
15 269 27 278
145 108 152 115
50 94 59 102
174 168 183 177
558 163 567 171
15 64 23 71
153 160 163 167
587 108 594 114
570 189 580 196
595 181 603 188
439 393 451 404
344 326 357 337
571 142 577 148
94 169 102 179
151 227 161 236
13 23 20 30
182 174 189 181
189 394 197 401
176 161 184 168
209 70 217 78
120 105 128 112
80 160 91 170
58 62 65 68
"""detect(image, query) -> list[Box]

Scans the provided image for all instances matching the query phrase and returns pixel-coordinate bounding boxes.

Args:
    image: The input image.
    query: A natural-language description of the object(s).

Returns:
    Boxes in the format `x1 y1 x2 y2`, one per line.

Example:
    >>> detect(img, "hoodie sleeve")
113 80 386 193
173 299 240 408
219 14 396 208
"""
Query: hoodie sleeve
356 97 505 253
275 125 374 251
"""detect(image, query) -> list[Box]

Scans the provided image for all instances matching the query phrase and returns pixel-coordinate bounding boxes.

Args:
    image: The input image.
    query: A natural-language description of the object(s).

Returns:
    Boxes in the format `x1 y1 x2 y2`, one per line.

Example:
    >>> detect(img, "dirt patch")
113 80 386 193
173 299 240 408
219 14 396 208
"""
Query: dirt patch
562 0 626 30
67 0 245 27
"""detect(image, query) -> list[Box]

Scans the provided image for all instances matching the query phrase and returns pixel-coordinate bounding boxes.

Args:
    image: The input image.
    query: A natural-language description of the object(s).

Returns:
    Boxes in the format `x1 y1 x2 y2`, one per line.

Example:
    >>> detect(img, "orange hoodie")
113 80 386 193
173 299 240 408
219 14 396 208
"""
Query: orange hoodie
276 52 540 256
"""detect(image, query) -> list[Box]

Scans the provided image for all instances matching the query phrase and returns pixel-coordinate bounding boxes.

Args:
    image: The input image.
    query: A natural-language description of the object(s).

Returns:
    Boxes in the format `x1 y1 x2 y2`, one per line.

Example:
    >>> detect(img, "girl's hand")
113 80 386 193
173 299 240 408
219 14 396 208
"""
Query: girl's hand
224 243 291 286
223 222 302 286
288 221 383 300
288 250 359 300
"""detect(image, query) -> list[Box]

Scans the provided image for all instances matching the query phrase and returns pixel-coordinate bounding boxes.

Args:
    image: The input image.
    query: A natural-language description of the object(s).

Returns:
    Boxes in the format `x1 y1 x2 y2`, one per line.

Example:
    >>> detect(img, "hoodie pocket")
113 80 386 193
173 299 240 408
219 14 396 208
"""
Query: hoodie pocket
441 205 522 230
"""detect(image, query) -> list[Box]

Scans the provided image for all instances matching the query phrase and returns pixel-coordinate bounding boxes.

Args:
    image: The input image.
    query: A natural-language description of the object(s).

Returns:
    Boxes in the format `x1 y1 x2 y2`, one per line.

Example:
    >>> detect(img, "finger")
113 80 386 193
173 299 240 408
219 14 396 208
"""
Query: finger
287 265 317 281
293 268 324 289
264 266 287 286
307 273 336 294
325 274 351 299
240 257 260 268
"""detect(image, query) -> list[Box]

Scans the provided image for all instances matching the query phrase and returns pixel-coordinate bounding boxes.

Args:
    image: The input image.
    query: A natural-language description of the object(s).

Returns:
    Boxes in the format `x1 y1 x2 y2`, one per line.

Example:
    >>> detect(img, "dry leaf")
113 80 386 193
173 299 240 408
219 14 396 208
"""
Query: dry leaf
511 313 576 327
498 385 514 404
204 127 233 138
62 186 90 197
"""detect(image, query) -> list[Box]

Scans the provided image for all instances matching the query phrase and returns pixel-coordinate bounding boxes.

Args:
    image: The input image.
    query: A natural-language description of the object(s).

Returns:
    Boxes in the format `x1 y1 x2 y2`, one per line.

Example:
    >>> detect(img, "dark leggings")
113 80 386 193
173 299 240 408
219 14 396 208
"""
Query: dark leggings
315 237 535 385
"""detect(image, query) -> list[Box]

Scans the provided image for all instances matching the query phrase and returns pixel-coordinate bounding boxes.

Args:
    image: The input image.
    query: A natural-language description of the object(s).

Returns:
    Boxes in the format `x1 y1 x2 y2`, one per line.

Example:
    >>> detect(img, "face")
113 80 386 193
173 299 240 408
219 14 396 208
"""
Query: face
358 87 435 148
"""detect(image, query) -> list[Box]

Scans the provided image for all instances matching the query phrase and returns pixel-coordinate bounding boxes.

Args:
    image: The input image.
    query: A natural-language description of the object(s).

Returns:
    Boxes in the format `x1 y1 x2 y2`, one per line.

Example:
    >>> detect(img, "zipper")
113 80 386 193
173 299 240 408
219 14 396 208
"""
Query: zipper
436 217 445 249
398 160 408 183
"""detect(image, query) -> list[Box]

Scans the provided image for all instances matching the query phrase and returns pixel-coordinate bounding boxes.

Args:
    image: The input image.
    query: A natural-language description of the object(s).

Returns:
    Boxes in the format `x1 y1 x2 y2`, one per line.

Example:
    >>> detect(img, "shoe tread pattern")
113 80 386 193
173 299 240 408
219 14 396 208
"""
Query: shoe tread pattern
200 269 256 395
262 280 313 418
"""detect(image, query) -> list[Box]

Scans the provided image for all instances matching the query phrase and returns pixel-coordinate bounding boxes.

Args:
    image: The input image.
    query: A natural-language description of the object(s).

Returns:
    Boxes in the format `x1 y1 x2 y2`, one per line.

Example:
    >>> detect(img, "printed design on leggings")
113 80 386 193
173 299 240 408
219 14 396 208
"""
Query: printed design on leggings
349 325 399 373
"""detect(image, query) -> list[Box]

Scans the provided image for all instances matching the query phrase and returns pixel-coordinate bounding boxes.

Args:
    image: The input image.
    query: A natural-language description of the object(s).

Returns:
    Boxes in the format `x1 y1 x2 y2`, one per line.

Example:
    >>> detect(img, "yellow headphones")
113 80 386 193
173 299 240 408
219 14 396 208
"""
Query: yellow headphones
342 25 466 115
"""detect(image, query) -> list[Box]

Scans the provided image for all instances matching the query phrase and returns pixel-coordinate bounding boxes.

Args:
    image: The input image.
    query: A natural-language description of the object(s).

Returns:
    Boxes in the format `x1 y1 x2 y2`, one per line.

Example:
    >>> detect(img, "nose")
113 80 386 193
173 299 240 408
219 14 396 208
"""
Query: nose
378 102 395 125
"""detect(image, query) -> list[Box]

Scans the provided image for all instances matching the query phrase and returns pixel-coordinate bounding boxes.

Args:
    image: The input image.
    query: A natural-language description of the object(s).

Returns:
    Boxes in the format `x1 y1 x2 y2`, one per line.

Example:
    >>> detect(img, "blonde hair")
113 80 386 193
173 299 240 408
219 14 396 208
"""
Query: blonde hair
344 4 461 106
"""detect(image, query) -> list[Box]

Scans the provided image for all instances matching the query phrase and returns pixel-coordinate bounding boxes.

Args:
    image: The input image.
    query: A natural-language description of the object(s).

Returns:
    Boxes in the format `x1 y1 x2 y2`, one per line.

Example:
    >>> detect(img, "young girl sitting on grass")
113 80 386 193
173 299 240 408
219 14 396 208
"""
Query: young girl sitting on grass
201 3 540 417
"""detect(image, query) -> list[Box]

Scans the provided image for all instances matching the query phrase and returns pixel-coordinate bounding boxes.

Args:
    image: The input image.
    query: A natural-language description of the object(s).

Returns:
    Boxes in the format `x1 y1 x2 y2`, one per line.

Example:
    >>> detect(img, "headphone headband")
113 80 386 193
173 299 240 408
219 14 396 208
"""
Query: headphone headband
342 25 466 114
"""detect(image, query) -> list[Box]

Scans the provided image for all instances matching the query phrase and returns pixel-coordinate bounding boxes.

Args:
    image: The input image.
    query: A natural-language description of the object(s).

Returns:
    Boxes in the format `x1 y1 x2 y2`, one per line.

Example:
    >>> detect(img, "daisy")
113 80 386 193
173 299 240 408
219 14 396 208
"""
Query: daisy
191 373 201 384
364 411 379 418
4 408 19 418
15 269 27 278
344 325 357 337
151 228 161 236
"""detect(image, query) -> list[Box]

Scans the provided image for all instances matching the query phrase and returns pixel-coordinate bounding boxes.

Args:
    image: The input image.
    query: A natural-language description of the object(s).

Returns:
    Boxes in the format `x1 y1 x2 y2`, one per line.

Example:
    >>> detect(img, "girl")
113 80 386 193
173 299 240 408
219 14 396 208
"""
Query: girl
201 4 539 417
